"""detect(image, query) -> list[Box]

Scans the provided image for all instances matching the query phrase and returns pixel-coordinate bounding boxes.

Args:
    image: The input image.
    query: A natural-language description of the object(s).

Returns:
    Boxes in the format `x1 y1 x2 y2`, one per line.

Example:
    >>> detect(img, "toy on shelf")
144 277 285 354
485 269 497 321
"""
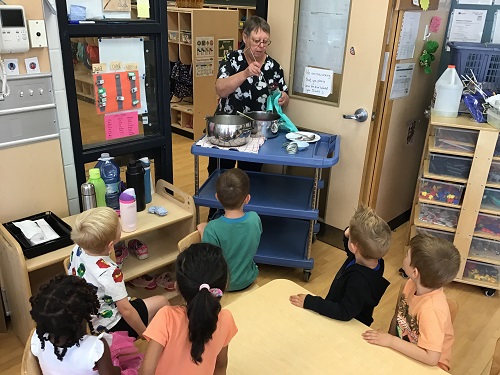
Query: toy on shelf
419 178 463 205
419 204 459 228
463 261 499 285
475 212 500 237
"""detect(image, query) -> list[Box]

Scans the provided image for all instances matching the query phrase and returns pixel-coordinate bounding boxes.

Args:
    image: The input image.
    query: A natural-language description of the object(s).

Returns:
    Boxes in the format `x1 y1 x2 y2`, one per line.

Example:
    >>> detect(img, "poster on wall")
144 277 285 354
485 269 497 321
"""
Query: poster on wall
390 63 415 100
448 9 487 43
94 70 141 114
103 0 131 12
218 39 234 59
195 57 214 77
195 37 214 58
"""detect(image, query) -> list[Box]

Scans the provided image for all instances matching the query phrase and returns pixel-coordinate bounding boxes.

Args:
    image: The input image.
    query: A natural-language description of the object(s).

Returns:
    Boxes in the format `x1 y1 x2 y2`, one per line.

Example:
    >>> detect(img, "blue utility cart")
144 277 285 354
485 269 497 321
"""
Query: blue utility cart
191 132 340 281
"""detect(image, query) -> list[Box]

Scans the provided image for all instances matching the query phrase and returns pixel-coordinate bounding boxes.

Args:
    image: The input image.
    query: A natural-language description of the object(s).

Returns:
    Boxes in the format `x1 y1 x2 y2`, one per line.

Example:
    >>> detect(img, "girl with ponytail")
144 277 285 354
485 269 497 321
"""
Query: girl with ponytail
140 243 238 375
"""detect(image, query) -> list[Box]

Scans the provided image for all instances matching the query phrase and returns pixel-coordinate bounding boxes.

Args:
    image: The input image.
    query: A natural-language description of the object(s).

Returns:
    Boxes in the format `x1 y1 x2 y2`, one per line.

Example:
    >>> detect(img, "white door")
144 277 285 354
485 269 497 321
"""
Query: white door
268 0 391 228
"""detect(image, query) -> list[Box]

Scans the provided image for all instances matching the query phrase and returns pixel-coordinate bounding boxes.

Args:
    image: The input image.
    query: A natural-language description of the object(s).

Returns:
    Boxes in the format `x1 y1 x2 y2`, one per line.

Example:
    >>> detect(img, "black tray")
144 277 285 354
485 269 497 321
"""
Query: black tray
3 211 73 259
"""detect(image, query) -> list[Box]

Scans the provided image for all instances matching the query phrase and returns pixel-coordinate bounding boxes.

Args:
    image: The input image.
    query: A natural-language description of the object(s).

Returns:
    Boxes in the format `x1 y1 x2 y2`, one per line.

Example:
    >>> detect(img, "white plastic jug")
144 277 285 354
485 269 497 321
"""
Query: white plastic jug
431 65 463 117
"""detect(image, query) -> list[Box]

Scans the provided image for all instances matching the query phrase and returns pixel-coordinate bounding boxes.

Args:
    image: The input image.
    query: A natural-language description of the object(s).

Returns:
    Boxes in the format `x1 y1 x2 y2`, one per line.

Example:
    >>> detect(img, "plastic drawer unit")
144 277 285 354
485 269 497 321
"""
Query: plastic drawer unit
469 237 500 262
191 132 340 281
481 187 500 212
416 227 455 243
488 160 500 184
463 260 500 287
475 212 500 237
419 178 464 205
428 153 472 180
418 203 460 229
433 126 478 153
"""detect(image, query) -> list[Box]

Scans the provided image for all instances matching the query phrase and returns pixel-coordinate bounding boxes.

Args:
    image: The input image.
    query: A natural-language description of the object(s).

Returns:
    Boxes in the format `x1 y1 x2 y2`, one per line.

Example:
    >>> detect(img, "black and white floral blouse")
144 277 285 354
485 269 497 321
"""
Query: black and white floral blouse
216 50 288 115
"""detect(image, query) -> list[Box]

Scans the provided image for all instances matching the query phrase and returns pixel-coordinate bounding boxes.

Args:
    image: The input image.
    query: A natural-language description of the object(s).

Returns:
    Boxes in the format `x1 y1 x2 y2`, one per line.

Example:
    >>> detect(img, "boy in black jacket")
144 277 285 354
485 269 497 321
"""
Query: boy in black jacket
290 205 391 326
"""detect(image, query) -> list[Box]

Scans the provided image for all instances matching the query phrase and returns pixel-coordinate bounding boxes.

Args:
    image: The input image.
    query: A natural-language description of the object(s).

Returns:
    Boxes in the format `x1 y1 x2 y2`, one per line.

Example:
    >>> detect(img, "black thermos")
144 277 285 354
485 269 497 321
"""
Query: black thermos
126 159 146 212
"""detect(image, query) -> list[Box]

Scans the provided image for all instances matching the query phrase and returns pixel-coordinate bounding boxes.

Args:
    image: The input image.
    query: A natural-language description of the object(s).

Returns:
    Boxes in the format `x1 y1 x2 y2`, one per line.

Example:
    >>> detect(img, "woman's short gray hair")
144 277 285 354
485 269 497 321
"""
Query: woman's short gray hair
243 15 271 36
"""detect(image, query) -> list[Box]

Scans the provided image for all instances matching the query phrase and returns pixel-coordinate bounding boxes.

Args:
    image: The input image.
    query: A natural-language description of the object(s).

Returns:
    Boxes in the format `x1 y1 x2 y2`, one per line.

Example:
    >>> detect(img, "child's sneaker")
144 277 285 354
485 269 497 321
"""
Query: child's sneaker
155 272 176 291
128 239 149 260
114 242 129 268
128 274 157 290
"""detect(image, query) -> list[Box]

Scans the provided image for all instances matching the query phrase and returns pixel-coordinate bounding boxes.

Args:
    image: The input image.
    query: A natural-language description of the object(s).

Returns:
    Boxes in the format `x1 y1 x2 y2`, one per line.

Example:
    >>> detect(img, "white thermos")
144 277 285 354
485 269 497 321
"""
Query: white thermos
119 188 137 232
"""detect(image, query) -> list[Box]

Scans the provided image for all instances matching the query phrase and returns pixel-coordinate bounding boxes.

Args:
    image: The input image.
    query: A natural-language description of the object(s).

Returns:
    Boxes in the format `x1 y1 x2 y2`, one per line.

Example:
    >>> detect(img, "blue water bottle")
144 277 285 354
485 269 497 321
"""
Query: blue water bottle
140 157 153 204
95 153 121 210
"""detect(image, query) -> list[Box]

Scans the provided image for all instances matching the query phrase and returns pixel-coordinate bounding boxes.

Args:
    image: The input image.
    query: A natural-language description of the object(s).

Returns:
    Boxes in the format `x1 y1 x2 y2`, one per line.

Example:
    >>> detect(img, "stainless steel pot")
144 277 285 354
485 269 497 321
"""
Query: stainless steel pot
246 111 281 138
205 115 252 147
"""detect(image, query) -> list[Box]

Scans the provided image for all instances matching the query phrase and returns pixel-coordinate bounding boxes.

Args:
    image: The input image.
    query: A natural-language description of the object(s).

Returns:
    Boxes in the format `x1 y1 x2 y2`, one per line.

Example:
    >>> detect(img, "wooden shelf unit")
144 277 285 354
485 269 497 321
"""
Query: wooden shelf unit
0 180 195 343
408 115 500 293
74 64 95 103
202 4 256 46
167 7 239 139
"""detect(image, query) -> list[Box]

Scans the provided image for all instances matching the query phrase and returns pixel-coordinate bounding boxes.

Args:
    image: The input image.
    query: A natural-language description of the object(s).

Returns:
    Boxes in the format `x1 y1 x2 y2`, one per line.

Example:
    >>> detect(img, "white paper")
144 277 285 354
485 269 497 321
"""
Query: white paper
292 0 350 94
492 11 500 43
390 63 415 100
495 0 500 4
397 12 421 60
99 38 148 114
302 67 334 97
381 52 390 82
448 9 487 43
66 0 130 19
457 0 492 4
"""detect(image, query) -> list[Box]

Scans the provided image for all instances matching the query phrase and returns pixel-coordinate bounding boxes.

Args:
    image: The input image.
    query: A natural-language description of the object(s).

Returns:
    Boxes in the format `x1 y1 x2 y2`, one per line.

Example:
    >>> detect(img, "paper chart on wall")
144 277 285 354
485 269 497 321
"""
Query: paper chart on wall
292 0 350 94
457 0 492 4
99 38 148 114
396 12 421 60
448 9 487 43
390 63 415 100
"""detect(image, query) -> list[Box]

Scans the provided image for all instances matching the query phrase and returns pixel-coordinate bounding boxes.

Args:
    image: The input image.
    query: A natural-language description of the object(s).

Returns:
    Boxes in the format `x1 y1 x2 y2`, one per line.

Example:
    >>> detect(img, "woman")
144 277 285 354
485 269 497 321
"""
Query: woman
208 16 289 184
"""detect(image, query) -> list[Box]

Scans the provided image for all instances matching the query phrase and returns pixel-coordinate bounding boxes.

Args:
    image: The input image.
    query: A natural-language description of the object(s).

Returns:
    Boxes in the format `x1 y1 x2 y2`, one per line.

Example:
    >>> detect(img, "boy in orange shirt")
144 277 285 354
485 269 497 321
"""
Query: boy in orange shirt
362 234 461 371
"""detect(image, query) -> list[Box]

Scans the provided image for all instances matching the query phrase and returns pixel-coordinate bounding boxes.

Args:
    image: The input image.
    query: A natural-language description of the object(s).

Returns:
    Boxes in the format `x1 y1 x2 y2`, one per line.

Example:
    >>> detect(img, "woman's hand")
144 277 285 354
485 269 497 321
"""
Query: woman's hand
246 61 262 78
278 91 289 107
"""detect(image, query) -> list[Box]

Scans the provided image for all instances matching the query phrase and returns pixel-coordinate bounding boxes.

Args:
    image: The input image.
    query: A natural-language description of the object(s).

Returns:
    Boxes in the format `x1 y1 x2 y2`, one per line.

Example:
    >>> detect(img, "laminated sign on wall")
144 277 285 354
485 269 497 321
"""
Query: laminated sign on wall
302 67 333 97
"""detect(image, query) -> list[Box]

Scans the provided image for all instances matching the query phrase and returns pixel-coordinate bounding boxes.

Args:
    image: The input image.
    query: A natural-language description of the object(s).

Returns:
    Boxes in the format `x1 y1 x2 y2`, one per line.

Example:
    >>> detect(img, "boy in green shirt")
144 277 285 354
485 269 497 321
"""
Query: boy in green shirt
197 168 262 291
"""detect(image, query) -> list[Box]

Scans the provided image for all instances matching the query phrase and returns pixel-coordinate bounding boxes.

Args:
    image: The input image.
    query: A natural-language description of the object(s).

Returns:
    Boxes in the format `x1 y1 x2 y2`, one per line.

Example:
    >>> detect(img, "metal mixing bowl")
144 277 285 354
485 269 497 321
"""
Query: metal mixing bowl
246 111 281 138
206 115 252 147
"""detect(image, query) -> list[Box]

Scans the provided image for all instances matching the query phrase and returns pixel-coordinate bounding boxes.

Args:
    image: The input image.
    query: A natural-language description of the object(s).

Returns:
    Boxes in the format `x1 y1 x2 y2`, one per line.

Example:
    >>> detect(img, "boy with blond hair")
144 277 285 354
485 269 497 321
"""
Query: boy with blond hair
197 168 262 291
68 207 167 338
290 205 391 326
362 234 460 371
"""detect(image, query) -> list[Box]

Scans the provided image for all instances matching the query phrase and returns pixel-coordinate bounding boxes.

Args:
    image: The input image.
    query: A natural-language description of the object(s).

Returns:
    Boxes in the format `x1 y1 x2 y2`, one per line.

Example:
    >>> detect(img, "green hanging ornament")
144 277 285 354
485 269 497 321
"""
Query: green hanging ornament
419 40 439 74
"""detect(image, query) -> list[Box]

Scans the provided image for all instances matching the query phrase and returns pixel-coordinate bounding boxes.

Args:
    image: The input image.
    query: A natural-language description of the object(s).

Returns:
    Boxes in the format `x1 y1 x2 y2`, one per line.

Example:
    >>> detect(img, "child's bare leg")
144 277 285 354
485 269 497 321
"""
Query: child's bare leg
143 295 168 323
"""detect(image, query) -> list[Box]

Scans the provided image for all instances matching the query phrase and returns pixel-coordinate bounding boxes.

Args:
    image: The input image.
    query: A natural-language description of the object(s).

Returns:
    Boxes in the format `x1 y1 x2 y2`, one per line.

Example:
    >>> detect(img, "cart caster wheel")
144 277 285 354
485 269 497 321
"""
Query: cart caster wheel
398 268 409 279
303 270 311 282
483 288 496 297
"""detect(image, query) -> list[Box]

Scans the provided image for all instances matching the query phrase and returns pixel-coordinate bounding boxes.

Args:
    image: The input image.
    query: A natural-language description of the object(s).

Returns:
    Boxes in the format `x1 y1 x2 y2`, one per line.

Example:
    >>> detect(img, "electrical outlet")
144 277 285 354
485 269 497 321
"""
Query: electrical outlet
28 20 48 48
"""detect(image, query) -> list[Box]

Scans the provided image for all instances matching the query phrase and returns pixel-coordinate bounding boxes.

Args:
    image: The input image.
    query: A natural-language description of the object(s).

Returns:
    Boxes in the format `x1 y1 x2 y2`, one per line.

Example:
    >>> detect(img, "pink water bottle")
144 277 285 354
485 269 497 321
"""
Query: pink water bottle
119 188 137 232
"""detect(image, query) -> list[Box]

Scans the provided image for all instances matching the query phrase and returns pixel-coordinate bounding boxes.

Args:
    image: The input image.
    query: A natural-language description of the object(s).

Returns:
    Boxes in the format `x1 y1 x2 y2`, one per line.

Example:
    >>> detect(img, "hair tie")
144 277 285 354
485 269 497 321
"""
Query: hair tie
199 283 224 298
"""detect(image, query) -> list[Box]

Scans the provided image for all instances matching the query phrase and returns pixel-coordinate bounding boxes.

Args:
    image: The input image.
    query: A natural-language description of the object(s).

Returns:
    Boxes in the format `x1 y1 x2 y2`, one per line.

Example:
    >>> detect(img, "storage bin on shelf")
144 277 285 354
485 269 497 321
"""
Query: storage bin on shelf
481 187 500 212
428 153 472 179
416 227 455 242
419 203 460 228
475 212 500 237
168 30 178 42
433 126 478 153
419 178 464 205
469 237 500 262
487 160 500 184
463 259 500 286
449 42 500 90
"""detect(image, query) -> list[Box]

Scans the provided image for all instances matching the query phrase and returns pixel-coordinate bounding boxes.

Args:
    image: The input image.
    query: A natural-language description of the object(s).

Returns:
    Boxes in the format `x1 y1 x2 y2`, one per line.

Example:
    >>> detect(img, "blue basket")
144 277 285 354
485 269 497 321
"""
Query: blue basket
449 42 500 88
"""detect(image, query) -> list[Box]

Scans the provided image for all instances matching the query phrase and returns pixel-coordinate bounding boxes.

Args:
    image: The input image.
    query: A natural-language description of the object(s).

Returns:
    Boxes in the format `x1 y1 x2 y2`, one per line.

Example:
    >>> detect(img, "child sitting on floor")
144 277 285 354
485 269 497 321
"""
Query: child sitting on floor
140 243 238 375
68 207 167 338
362 233 461 371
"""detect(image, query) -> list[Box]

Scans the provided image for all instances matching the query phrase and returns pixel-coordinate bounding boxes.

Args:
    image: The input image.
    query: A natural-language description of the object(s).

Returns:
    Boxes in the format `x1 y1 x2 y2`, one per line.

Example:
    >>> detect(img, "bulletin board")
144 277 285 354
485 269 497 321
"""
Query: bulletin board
289 0 351 105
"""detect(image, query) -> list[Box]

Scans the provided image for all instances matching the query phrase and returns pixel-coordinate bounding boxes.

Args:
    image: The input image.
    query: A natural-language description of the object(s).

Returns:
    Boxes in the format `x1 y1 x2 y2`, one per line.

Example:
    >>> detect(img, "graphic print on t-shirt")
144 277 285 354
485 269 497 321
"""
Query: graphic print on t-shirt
396 293 420 344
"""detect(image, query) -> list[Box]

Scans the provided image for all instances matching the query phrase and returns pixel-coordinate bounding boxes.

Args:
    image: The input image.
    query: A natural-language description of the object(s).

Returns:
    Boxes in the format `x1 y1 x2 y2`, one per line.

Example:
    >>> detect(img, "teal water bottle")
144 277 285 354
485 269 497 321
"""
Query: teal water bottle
88 168 106 207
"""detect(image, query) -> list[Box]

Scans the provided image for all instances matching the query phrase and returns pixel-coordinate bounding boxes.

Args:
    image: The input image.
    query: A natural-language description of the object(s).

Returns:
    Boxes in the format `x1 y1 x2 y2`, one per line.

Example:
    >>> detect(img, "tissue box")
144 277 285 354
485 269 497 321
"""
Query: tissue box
3 212 73 259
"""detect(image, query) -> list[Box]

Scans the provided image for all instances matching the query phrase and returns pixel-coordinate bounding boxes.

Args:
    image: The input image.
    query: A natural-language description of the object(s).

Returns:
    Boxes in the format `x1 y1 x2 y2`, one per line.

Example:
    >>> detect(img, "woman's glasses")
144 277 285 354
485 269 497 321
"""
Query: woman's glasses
250 38 272 46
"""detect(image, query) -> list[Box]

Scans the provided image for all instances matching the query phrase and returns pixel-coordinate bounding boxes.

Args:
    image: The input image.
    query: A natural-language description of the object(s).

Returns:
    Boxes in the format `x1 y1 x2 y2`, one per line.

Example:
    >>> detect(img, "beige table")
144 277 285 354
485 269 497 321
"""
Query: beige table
225 279 446 374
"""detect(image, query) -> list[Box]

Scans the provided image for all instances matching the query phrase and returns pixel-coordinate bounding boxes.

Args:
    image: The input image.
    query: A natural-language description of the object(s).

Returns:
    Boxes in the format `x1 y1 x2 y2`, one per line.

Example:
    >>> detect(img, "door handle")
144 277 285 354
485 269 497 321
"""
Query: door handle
342 108 368 122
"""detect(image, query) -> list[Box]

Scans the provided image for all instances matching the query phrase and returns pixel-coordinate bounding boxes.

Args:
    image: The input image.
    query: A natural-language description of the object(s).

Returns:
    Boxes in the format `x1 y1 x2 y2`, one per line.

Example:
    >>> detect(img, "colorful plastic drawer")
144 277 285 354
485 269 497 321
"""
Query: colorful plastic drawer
433 126 478 153
416 227 455 243
469 237 500 262
481 187 500 212
487 160 500 184
419 203 460 228
475 212 500 237
428 153 472 179
419 178 464 205
463 260 500 286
